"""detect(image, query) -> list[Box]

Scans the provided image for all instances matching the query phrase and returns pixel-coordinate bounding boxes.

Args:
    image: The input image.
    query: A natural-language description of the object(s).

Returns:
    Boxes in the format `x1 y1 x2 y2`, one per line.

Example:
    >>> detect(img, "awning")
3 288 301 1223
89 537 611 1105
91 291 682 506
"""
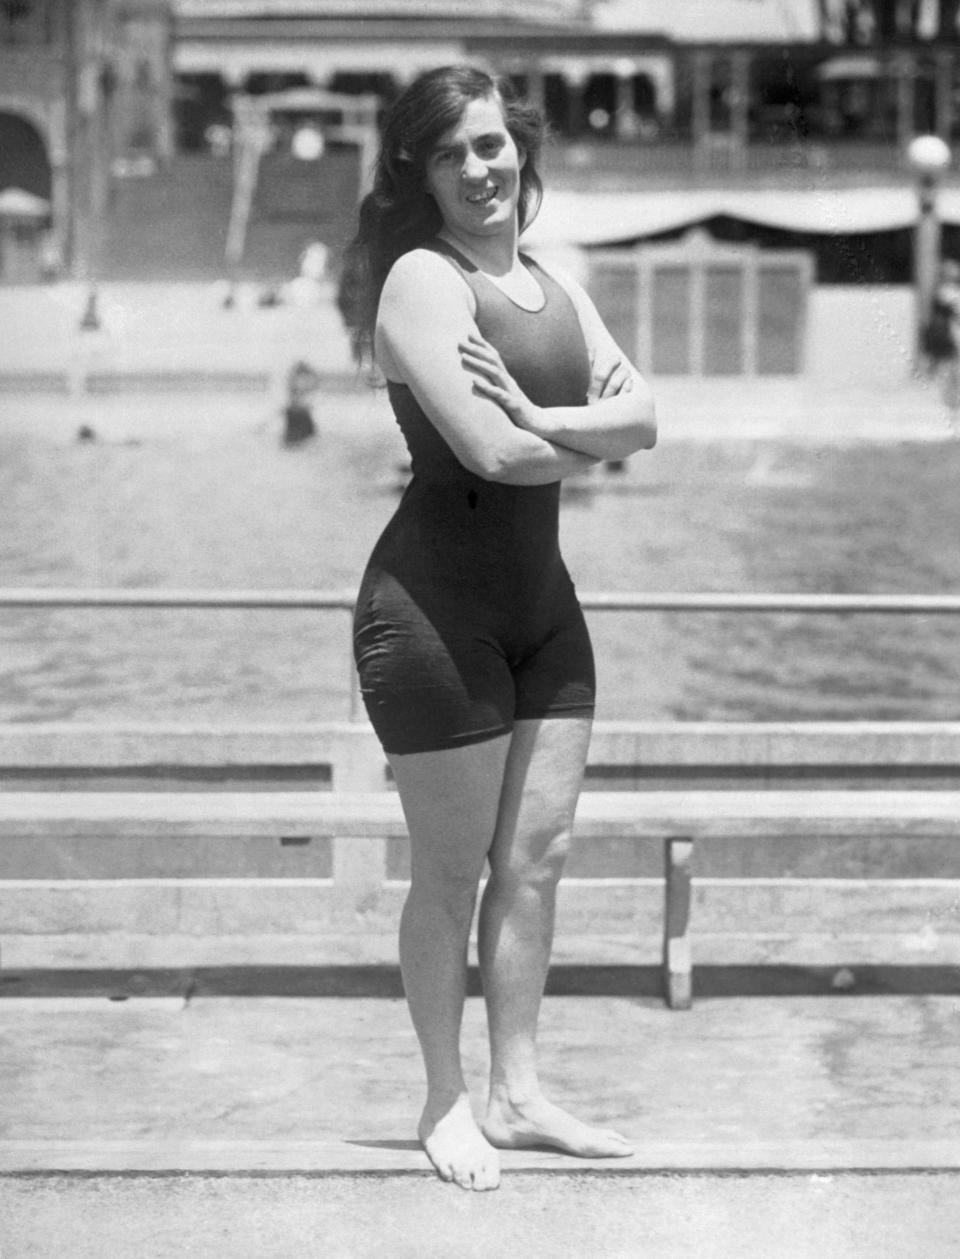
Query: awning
526 187 960 246
0 188 50 220
592 0 820 41
816 55 883 80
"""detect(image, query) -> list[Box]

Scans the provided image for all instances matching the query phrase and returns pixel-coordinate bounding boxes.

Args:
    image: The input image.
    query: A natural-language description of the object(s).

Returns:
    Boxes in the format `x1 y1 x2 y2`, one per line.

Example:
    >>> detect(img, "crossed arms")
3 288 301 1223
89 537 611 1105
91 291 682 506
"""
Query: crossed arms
375 249 656 486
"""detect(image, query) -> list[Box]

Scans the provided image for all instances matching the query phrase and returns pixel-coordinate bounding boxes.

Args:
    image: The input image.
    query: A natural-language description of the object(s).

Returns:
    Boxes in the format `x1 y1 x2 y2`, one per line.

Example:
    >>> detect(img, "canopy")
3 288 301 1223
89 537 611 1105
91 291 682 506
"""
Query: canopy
526 186 960 246
0 188 50 220
592 0 820 41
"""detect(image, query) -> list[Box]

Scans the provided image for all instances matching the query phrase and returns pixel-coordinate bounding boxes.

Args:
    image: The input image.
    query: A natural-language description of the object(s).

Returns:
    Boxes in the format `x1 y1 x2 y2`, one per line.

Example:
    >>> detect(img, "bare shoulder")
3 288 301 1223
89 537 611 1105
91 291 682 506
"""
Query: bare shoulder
531 252 588 302
533 251 605 328
375 247 476 379
533 251 615 349
381 247 475 311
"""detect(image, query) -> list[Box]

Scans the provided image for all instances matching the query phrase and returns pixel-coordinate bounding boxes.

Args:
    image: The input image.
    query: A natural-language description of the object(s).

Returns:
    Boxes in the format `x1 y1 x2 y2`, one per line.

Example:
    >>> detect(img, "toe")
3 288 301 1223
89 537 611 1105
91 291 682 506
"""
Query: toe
478 1161 500 1192
601 1131 634 1156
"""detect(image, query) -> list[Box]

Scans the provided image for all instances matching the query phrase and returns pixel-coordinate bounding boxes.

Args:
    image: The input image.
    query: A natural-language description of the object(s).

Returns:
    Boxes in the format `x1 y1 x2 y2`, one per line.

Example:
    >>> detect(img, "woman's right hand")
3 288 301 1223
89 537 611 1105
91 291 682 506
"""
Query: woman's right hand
588 352 635 403
458 332 545 434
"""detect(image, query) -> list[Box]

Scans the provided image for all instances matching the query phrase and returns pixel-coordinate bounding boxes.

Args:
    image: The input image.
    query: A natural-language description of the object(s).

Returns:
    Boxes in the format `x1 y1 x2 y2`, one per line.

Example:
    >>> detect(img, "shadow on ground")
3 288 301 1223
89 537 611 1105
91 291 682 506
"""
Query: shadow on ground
3 963 960 1000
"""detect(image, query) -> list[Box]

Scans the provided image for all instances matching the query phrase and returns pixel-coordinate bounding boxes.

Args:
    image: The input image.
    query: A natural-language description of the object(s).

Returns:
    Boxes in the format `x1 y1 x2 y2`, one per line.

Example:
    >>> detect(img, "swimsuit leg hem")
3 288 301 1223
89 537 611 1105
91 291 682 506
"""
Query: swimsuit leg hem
379 722 513 758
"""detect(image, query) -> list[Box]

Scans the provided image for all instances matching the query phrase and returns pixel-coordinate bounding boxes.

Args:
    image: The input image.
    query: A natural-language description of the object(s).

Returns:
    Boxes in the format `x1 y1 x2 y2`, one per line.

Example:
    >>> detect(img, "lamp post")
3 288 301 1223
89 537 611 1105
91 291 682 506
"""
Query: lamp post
907 133 952 362
223 95 272 304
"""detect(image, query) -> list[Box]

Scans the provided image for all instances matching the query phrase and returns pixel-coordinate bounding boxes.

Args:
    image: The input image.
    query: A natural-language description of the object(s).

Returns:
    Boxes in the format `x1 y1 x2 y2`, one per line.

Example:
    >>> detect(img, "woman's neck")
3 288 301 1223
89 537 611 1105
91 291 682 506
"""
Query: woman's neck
437 227 519 278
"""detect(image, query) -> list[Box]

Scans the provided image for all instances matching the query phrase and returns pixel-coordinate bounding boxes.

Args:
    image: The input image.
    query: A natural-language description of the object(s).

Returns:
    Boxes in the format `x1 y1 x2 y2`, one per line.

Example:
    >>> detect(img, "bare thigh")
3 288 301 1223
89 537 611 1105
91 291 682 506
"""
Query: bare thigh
389 734 513 889
488 716 593 878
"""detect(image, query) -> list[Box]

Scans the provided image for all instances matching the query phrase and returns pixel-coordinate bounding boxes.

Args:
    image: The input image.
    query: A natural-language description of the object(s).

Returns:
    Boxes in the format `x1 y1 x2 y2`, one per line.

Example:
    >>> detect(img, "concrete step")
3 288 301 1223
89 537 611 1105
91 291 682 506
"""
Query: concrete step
4 991 959 1253
3 1168 959 1259
4 1136 959 1175
4 993 958 1160
102 151 361 281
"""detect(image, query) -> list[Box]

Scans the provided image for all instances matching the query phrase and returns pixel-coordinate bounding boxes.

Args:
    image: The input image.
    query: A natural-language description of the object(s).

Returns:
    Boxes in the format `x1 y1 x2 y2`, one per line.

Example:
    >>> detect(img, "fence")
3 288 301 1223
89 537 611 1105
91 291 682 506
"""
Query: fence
3 587 960 971
4 586 960 720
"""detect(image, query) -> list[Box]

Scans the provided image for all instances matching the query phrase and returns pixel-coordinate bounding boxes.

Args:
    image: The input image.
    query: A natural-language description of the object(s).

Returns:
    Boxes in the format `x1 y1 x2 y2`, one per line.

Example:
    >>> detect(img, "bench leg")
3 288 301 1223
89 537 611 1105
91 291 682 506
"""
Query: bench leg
662 836 694 1010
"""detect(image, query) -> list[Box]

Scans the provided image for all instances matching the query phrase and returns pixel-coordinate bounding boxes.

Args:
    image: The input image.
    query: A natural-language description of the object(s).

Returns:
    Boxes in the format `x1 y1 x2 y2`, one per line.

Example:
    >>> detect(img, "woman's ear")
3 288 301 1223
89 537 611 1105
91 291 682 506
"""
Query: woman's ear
518 147 527 170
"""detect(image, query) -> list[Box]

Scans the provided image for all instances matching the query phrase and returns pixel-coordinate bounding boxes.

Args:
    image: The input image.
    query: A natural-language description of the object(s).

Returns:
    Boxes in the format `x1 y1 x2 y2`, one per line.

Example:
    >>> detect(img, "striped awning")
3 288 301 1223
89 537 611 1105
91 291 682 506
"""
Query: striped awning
0 188 50 221
526 186 960 246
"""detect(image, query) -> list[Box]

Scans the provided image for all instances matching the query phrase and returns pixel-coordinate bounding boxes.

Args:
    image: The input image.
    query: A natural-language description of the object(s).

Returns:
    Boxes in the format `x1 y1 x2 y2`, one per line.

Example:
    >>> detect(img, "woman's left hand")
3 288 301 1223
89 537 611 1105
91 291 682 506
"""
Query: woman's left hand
459 333 544 433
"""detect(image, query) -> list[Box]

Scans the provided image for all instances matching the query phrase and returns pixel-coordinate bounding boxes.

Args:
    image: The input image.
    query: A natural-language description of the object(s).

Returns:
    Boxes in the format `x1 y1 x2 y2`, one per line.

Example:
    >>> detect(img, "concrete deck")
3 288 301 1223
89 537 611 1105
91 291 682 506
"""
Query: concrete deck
2 279 960 446
2 372 957 450
2 987 960 1256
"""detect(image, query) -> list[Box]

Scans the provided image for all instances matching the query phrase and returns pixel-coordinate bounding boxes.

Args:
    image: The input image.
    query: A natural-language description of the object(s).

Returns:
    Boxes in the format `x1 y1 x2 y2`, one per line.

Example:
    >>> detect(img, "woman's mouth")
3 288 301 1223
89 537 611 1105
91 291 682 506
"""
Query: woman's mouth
466 188 498 206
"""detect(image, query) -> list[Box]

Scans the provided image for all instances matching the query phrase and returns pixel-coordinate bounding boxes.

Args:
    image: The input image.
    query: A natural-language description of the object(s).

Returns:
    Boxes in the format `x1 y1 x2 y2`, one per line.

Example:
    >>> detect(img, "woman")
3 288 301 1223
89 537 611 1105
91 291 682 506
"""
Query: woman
338 65 656 1192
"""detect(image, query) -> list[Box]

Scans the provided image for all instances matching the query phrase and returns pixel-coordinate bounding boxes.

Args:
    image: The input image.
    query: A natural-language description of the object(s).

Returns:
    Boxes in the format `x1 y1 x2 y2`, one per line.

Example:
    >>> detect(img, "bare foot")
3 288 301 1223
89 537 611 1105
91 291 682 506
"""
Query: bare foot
483 1093 634 1158
419 1094 501 1191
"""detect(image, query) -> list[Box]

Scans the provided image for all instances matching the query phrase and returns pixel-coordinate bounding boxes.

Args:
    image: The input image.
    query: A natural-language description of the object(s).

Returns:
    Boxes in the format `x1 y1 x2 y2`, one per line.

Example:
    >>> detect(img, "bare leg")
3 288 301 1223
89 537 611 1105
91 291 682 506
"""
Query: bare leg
389 735 511 1191
479 717 633 1158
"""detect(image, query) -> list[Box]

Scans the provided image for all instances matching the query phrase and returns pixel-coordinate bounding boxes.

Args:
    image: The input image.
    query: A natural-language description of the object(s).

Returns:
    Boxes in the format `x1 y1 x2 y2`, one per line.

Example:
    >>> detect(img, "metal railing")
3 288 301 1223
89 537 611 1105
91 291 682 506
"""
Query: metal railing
4 587 960 722
541 139 909 187
4 588 960 613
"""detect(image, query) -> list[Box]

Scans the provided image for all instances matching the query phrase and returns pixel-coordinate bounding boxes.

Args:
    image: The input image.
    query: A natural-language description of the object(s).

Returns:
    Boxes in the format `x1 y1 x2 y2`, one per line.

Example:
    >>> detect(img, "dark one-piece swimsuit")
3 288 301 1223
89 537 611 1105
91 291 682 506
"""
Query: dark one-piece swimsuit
353 238 596 756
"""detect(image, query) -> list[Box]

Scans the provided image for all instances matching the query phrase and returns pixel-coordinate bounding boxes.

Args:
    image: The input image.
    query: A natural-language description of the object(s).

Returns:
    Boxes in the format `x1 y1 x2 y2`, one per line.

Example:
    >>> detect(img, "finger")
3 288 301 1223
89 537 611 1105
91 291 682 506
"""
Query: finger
600 363 634 398
470 378 507 404
459 340 502 370
459 345 500 370
460 353 505 385
463 332 498 358
595 362 620 397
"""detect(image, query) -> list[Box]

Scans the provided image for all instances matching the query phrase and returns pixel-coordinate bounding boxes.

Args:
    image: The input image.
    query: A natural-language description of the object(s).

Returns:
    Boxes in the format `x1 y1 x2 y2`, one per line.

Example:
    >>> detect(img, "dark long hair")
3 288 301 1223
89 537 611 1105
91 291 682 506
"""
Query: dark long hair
337 65 545 364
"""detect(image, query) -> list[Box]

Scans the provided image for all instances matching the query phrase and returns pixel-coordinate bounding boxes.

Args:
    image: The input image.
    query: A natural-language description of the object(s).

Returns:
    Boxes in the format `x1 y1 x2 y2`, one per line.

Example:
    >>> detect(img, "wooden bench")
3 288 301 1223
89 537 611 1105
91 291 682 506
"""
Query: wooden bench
4 787 960 1009
3 721 960 1008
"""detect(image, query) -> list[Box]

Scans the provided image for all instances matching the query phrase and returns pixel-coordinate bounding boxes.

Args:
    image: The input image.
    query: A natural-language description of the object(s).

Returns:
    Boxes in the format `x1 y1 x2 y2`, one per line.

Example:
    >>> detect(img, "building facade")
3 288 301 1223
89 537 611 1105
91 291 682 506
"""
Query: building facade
2 0 959 284
0 0 174 281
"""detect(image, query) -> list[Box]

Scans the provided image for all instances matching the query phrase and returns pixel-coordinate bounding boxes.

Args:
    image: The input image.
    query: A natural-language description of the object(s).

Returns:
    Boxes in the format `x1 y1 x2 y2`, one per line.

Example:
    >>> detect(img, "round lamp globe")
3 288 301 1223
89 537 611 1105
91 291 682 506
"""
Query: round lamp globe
291 126 325 162
907 134 951 177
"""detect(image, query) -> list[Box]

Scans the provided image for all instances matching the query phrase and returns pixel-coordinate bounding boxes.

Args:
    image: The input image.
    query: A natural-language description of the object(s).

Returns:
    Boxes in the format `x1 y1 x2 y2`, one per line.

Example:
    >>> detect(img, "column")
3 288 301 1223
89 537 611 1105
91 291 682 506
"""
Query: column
155 10 175 162
935 49 953 142
895 51 915 154
691 49 712 170
564 67 589 140
524 64 547 117
613 58 637 141
730 49 749 170
46 97 70 274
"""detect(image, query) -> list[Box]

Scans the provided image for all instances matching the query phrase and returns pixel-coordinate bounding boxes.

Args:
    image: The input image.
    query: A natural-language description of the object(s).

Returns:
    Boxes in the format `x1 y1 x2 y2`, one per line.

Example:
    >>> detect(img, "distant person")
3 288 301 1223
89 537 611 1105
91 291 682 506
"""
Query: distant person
338 65 656 1192
204 123 232 158
921 259 960 407
286 241 329 308
282 360 320 445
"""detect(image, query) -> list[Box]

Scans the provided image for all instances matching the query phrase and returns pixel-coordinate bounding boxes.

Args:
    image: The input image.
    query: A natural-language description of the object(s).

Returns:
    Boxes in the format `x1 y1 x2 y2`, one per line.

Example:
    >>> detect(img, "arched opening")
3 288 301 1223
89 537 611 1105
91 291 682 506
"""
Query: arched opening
172 73 232 153
583 73 617 138
0 110 52 282
0 110 51 200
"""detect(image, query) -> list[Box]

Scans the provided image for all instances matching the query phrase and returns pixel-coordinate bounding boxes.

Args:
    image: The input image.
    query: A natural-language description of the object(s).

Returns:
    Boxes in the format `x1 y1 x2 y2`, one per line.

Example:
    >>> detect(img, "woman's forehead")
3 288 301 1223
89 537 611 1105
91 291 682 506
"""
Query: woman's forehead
435 96 507 145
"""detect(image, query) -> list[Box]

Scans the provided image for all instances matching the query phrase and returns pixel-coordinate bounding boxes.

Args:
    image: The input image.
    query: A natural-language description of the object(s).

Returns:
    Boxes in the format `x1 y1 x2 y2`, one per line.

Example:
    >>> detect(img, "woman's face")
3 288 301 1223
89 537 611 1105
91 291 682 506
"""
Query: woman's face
424 94 525 242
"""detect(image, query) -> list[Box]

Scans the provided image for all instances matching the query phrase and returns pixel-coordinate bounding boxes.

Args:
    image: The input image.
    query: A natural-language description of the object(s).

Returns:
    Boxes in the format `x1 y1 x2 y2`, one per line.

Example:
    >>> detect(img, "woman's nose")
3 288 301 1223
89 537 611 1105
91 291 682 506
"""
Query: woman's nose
462 150 487 180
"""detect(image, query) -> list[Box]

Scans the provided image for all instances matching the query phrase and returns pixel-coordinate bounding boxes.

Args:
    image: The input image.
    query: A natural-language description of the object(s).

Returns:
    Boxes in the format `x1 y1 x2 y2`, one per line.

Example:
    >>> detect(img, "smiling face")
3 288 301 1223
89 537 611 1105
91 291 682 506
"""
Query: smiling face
424 94 525 246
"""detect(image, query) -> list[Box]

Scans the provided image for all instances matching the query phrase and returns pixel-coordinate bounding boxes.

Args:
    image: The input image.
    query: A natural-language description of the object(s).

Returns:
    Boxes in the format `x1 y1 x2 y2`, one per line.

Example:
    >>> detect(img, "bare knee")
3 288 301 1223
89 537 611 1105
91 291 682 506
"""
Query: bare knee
408 860 483 926
488 825 572 899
